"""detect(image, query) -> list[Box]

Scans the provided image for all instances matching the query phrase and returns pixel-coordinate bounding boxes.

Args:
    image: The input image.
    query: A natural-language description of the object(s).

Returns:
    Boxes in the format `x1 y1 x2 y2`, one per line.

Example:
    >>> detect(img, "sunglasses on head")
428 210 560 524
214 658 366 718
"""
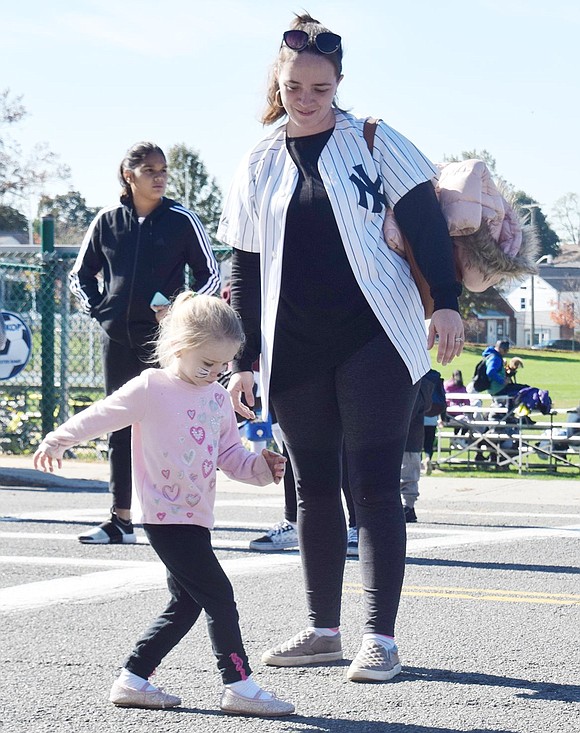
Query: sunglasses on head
282 29 342 54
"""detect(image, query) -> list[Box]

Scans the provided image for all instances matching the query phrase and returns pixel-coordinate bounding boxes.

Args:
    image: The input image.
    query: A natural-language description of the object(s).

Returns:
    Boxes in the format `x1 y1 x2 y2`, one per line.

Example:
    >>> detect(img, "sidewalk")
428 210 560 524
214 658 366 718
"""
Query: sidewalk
1 454 579 506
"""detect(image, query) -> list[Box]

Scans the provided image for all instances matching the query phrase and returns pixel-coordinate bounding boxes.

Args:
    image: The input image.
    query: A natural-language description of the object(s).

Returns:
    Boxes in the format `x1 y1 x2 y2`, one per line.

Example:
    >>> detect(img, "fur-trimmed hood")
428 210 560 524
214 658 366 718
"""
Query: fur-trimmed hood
454 218 539 284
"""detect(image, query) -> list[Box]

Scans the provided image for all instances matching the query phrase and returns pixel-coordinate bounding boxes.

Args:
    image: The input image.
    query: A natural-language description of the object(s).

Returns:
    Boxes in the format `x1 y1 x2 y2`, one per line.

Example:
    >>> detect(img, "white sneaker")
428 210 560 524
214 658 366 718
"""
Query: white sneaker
249 520 298 552
346 526 358 557
78 511 136 545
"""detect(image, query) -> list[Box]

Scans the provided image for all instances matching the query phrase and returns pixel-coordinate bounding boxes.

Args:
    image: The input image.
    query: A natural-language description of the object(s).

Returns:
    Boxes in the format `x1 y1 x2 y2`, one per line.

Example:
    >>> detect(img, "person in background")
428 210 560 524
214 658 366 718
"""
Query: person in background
69 142 220 545
481 340 527 398
401 377 434 522
422 414 438 475
219 13 463 683
33 293 294 717
249 442 300 551
249 448 358 555
443 368 470 446
443 369 469 404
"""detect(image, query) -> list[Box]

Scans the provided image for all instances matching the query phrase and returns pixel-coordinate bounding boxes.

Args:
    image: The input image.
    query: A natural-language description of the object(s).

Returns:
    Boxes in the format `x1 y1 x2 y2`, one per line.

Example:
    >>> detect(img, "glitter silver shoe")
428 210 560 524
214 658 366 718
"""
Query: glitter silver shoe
220 687 295 717
109 679 181 708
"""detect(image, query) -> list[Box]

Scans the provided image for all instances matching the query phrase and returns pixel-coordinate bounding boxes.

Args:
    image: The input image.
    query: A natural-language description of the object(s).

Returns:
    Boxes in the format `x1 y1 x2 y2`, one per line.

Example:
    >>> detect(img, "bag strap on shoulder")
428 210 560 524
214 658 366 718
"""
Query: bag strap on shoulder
363 118 378 154
362 116 434 319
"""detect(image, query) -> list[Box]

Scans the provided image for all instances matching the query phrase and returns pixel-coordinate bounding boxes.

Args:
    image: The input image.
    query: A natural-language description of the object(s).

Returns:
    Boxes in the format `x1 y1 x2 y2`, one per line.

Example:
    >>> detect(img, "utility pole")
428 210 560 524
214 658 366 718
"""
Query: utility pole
521 204 541 346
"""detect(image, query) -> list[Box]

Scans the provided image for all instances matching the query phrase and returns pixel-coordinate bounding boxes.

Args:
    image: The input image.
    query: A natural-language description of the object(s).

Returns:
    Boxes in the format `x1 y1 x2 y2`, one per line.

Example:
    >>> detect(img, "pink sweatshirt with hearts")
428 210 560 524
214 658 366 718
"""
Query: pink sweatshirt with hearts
38 368 273 528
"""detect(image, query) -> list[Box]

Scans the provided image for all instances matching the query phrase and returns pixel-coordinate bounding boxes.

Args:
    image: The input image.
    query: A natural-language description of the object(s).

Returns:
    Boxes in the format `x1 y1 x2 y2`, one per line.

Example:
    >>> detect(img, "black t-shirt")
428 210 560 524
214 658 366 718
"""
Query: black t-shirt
270 128 382 395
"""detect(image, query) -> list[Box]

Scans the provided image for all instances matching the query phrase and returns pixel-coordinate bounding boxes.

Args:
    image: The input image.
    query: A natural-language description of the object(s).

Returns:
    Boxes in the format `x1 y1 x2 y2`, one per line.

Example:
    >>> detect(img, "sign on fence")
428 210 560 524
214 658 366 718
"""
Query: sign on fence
0 311 32 380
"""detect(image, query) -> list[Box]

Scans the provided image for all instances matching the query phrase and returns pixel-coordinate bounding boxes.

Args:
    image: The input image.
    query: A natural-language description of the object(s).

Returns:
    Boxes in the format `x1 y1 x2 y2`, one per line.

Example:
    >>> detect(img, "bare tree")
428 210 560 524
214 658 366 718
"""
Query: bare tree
0 88 70 202
551 193 580 246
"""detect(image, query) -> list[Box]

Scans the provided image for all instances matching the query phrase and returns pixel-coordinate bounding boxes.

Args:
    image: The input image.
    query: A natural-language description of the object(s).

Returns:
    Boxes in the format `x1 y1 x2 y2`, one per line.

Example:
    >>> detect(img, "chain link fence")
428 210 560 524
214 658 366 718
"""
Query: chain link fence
0 224 231 455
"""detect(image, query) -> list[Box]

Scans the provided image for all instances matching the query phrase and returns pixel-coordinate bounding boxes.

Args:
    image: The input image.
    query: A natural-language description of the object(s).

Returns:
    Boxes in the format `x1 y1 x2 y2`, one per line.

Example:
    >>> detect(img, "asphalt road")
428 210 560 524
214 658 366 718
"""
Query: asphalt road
0 458 579 733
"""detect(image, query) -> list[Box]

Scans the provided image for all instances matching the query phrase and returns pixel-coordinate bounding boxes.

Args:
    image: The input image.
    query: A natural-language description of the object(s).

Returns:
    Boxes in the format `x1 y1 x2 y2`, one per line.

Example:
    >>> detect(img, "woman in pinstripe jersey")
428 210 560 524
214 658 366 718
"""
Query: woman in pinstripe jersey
218 13 464 683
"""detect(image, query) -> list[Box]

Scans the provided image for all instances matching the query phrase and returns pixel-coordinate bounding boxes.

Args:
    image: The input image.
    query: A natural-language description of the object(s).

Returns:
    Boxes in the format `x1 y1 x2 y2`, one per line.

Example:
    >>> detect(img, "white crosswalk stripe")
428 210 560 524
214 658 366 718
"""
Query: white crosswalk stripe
1 519 579 613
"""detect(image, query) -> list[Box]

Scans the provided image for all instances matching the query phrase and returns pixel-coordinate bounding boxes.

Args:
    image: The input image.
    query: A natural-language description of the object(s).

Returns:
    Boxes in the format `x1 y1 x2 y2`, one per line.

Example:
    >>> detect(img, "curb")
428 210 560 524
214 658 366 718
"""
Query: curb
0 468 107 491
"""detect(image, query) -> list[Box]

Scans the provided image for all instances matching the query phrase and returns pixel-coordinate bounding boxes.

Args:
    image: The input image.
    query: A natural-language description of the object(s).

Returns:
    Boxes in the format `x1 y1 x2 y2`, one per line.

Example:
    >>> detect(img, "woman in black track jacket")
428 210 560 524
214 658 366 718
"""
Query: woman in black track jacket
69 141 220 545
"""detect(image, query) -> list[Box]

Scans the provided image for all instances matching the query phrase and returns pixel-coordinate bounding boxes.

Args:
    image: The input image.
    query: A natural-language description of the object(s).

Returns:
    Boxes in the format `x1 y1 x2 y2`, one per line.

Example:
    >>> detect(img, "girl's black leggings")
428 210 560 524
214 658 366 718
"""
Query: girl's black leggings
123 524 251 684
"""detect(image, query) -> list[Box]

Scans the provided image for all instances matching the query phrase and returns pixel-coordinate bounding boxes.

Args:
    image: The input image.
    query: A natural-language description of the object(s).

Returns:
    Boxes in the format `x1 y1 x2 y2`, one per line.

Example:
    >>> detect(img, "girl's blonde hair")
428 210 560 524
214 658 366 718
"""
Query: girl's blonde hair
155 292 245 368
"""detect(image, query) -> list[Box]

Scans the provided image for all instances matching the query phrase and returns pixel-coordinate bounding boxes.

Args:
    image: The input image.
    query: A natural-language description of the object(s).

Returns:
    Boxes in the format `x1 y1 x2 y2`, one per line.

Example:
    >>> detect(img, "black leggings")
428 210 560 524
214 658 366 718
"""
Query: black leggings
101 333 151 511
283 446 356 529
423 424 437 459
270 332 419 636
124 524 251 684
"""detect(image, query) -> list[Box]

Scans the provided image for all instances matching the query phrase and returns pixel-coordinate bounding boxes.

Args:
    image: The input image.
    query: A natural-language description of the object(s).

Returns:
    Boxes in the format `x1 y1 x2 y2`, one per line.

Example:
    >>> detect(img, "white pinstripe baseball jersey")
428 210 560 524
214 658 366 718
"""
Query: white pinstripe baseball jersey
218 110 437 405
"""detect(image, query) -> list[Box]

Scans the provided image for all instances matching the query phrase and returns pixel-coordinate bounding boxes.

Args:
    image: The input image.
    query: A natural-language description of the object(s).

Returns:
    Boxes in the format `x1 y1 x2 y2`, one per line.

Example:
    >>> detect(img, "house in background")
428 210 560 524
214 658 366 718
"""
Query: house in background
464 289 516 345
505 262 580 346
0 231 28 246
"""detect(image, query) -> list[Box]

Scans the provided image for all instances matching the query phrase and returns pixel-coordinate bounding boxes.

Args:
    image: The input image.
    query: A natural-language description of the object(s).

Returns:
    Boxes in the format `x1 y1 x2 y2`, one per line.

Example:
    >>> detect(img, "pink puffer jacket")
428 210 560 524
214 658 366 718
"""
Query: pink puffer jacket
384 159 522 259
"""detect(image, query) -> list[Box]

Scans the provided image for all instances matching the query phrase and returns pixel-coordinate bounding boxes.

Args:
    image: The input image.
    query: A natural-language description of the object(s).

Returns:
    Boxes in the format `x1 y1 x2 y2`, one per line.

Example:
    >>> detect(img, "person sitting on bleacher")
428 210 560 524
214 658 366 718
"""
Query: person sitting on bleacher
444 369 470 409
482 340 528 398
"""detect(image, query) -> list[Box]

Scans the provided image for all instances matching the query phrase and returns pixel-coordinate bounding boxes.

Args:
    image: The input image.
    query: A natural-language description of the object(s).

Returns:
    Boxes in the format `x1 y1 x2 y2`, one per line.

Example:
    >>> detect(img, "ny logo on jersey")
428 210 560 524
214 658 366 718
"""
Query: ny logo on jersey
349 165 385 213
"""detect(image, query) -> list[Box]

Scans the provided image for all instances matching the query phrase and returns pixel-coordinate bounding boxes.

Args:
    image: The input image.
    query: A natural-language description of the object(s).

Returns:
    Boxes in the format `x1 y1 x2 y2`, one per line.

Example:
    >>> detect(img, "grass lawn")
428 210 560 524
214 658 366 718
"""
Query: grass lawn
432 344 580 411
434 466 578 479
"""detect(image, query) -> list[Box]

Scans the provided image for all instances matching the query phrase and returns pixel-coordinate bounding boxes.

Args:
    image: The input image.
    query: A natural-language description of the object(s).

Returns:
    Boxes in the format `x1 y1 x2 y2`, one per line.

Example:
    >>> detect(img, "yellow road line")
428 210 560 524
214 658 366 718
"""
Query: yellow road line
343 582 580 605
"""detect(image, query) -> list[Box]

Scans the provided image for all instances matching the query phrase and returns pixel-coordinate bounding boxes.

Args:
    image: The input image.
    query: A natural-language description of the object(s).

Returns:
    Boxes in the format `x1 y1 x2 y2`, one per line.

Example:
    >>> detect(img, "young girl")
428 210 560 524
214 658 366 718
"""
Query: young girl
33 292 295 718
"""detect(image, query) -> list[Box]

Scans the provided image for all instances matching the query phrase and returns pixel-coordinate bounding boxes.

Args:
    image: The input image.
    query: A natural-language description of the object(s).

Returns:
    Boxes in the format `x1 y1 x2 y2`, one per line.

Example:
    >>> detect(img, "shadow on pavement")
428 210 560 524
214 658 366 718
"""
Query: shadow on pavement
166 705 518 732
407 556 580 575
404 666 579 703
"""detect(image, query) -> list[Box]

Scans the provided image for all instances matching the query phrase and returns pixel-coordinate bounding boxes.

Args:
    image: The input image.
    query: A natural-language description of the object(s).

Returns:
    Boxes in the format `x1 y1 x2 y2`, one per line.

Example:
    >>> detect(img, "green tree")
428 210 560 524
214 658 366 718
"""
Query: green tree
38 190 100 244
0 88 70 201
165 144 222 244
458 288 499 321
443 148 499 175
513 191 560 259
0 203 28 233
441 148 515 195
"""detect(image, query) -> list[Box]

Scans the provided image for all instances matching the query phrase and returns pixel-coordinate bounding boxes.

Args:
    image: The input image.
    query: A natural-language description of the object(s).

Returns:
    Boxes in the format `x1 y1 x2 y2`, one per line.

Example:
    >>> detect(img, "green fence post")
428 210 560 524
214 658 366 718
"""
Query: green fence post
58 259 71 422
40 216 56 436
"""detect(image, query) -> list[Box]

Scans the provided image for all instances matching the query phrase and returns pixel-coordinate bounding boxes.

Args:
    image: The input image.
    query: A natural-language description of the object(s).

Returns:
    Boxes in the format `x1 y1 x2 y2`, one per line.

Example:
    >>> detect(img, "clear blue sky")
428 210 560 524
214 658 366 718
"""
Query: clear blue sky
2 0 578 234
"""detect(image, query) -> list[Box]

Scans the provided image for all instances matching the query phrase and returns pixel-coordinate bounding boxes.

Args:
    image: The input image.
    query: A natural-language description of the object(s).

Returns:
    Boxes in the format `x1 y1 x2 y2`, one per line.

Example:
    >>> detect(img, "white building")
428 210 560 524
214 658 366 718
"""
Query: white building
505 264 580 346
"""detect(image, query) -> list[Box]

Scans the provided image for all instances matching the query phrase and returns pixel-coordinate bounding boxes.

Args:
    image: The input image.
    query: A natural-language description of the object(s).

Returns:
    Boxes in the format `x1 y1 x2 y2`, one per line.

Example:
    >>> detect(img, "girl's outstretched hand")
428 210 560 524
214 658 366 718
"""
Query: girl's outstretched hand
261 448 287 485
33 447 61 473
